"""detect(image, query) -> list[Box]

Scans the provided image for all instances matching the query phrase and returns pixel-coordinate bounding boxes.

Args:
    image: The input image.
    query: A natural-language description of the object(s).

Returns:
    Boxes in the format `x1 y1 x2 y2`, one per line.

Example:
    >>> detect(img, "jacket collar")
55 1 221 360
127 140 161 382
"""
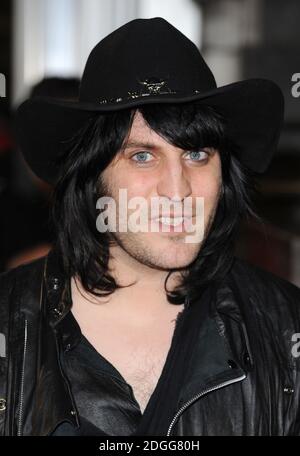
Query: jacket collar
32 248 252 435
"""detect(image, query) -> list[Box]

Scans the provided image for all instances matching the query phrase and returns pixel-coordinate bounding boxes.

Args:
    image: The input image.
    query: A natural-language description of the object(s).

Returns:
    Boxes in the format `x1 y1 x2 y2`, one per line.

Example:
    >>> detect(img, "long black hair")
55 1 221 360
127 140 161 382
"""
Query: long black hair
50 101 260 305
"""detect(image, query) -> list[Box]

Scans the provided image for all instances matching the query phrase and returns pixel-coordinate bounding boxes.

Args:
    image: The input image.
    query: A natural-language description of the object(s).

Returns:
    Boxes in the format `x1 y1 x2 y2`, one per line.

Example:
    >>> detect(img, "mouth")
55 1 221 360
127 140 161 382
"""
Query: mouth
153 216 189 226
150 216 195 232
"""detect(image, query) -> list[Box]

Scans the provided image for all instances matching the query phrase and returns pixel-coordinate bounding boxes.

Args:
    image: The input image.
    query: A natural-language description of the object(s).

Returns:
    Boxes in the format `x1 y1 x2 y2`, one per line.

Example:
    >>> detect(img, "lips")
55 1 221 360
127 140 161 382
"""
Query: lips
151 214 194 220
153 216 186 226
150 216 195 231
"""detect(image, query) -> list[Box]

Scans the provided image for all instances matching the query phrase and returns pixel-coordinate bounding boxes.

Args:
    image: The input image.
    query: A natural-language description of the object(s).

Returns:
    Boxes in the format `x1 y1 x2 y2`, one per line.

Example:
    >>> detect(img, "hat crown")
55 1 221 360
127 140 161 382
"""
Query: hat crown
79 17 217 104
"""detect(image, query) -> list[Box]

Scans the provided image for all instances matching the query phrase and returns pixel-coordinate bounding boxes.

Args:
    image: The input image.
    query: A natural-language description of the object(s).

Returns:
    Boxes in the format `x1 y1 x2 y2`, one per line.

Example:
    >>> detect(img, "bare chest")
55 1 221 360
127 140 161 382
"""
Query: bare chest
70 275 186 414
119 342 171 413
81 316 182 414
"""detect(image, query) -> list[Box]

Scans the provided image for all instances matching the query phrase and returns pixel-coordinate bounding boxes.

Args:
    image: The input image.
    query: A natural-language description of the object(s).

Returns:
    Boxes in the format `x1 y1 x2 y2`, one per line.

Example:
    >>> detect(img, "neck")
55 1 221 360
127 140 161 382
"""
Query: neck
71 244 186 320
108 243 184 295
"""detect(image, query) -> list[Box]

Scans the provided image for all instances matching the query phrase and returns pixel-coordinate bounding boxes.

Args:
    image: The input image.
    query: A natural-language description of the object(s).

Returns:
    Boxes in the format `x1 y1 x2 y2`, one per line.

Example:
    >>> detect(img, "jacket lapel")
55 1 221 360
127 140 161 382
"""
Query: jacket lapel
177 280 251 407
31 249 79 435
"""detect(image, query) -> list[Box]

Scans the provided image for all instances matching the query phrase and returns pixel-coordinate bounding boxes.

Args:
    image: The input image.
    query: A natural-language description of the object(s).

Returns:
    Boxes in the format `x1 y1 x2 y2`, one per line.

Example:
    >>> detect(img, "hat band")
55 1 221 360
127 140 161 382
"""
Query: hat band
95 76 201 104
98 89 202 104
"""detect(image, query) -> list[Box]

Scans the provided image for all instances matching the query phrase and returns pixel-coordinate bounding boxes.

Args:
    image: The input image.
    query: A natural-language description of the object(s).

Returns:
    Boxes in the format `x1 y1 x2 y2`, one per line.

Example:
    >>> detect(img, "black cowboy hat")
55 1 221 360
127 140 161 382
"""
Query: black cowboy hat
15 17 284 185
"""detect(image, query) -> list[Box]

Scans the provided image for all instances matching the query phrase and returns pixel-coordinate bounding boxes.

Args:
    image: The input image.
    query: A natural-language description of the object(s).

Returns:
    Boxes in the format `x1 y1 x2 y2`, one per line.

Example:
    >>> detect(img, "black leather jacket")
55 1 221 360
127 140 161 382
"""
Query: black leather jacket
0 247 300 436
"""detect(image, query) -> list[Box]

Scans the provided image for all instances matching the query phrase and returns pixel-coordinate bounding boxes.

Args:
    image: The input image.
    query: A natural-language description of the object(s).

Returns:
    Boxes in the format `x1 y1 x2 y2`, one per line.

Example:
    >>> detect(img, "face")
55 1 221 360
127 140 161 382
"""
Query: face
99 110 222 271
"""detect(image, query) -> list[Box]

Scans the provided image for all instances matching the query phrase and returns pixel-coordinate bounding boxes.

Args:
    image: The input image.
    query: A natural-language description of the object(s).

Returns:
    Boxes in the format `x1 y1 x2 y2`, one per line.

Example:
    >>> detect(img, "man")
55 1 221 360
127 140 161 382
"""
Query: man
0 17 300 436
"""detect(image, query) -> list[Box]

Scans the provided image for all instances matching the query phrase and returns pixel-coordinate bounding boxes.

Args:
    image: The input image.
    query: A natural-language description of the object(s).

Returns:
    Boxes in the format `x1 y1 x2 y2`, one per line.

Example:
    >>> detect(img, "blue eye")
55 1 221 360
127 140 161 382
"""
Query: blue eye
185 150 208 161
131 151 152 162
130 149 210 165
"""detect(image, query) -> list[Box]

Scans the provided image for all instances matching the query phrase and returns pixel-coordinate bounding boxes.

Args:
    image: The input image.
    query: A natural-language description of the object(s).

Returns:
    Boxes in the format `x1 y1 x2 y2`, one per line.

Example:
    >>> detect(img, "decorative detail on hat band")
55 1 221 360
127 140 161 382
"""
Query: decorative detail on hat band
99 89 201 104
99 76 201 104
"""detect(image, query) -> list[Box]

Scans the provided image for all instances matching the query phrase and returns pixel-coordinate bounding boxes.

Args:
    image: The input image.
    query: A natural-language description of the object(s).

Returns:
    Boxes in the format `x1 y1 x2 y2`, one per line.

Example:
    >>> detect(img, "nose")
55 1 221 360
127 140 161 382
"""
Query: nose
156 156 192 202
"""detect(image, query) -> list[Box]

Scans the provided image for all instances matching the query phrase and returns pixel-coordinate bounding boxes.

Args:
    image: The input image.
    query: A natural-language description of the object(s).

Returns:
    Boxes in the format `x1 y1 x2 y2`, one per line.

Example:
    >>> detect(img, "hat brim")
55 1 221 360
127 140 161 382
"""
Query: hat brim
15 78 284 184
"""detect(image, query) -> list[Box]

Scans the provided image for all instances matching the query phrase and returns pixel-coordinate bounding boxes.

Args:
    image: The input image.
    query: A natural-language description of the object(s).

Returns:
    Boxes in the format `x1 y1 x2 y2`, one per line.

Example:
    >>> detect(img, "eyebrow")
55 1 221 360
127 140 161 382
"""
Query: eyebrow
121 141 158 150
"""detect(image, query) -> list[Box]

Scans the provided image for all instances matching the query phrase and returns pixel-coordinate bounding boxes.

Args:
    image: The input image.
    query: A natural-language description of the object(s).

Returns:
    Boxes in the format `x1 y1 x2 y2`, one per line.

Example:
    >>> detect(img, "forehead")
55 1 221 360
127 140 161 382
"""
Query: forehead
123 110 168 150
129 110 154 136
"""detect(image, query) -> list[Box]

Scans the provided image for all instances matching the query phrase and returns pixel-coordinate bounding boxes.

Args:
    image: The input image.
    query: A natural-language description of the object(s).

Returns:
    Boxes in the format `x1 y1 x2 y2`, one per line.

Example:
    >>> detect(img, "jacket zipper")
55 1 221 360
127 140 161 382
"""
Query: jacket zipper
166 373 246 436
17 318 28 436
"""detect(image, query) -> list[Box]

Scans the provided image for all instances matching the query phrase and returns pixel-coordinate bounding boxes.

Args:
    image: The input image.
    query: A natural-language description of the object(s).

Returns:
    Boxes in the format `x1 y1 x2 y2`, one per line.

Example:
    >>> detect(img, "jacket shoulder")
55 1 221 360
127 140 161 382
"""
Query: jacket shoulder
230 256 300 318
232 256 300 296
0 255 47 313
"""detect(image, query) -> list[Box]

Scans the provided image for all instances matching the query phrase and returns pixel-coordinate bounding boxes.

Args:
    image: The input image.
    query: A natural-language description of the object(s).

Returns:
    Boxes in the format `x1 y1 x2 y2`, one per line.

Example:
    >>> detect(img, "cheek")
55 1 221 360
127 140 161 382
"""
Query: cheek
103 165 147 194
102 168 156 217
192 172 221 205
117 172 155 200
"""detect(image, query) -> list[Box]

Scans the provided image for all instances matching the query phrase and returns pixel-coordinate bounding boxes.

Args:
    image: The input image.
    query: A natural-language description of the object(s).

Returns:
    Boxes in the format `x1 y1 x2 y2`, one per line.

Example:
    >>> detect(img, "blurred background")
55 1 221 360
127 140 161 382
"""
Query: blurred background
0 0 299 285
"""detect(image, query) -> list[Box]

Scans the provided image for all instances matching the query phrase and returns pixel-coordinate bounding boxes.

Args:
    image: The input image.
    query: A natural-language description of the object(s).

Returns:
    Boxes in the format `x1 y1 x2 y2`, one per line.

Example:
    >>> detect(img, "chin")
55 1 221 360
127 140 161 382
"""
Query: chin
151 246 200 270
